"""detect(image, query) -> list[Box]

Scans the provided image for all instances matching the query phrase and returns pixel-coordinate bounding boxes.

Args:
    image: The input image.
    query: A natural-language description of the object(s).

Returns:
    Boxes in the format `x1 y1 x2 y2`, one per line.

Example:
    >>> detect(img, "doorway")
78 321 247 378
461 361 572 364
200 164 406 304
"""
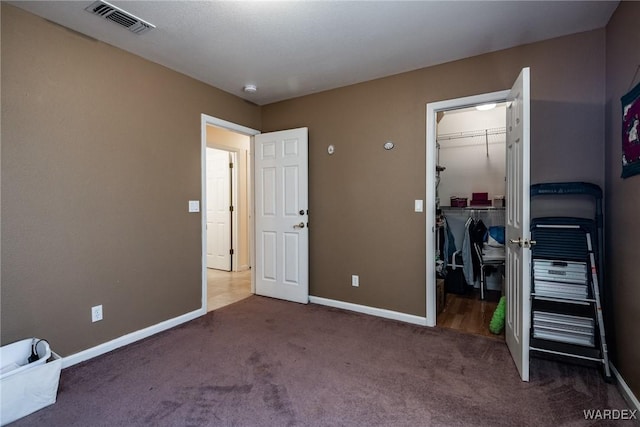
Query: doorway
201 115 260 312
200 116 311 313
434 103 507 339
426 90 510 328
427 68 532 382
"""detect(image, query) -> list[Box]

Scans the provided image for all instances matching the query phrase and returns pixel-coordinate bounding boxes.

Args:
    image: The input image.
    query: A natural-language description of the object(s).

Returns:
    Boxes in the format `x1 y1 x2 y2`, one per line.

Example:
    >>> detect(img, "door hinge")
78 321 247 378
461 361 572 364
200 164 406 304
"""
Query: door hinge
229 162 234 169
230 248 234 255
230 205 234 212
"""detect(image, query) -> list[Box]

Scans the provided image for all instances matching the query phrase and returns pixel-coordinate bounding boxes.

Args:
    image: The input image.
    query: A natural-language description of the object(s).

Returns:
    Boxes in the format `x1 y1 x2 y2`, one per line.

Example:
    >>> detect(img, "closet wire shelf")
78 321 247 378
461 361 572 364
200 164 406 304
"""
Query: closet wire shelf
436 127 506 142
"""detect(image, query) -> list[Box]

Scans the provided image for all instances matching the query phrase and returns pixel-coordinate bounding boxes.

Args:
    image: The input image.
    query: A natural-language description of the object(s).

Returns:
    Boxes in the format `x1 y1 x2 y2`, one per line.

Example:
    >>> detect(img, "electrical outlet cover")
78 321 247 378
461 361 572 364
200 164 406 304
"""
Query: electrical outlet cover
91 305 103 322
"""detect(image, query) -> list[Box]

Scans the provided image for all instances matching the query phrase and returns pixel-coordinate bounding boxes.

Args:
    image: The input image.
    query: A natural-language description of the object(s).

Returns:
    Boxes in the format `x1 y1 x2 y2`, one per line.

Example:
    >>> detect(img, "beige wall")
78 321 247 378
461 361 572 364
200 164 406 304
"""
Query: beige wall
262 29 606 317
605 0 640 401
206 125 251 270
5 3 633 396
0 4 260 355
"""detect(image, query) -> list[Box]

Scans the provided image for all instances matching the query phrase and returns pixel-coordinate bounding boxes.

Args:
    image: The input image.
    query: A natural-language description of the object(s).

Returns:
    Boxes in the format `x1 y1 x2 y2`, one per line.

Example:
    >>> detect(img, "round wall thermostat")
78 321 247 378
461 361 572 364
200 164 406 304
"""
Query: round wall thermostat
327 145 335 155
383 141 395 150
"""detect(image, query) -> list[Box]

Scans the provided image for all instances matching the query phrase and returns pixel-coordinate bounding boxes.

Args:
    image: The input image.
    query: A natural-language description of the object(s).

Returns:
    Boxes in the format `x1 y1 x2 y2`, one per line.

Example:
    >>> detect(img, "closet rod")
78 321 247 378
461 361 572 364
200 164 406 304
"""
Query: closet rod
436 126 506 142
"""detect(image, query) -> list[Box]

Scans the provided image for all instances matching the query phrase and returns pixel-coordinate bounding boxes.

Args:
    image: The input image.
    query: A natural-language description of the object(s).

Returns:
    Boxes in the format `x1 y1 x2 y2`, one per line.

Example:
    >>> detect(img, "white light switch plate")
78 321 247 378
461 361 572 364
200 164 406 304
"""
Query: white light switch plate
188 200 200 213
351 275 359 287
414 200 423 212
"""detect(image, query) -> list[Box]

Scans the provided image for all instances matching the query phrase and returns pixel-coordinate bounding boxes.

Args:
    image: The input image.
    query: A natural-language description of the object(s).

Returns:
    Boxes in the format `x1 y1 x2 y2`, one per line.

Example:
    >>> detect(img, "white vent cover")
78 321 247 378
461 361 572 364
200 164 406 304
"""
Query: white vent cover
85 1 155 35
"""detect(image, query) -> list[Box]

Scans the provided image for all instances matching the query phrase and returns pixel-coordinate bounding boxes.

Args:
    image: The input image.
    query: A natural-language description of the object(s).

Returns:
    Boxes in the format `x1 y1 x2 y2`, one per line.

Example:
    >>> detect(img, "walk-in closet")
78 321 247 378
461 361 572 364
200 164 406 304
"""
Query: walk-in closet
435 102 507 339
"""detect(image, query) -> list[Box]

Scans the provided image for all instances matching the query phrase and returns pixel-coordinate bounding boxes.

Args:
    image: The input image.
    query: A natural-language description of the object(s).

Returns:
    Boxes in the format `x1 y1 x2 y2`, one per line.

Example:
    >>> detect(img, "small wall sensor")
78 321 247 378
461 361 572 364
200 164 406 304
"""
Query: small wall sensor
383 141 394 150
327 145 335 155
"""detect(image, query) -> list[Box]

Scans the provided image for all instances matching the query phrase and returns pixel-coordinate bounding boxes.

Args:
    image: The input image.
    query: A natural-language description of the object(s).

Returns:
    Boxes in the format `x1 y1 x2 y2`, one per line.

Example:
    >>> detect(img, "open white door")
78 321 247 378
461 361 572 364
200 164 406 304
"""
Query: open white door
505 67 531 382
206 147 232 271
254 128 309 304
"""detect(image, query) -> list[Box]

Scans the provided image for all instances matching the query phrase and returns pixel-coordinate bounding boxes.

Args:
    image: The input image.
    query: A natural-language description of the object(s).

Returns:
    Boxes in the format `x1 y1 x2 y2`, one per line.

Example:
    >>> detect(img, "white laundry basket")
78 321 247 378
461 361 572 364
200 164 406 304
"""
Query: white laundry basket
0 338 62 426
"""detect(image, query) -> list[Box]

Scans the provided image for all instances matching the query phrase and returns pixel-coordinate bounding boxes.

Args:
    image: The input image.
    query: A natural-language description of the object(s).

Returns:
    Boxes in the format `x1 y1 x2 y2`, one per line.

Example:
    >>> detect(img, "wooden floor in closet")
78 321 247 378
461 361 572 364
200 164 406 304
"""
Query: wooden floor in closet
437 289 505 340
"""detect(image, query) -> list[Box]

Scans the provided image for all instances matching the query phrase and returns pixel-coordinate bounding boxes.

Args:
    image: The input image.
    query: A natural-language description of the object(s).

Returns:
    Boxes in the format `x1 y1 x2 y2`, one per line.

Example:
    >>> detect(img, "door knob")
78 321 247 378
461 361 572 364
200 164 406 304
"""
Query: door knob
509 237 523 247
509 238 536 248
293 222 305 229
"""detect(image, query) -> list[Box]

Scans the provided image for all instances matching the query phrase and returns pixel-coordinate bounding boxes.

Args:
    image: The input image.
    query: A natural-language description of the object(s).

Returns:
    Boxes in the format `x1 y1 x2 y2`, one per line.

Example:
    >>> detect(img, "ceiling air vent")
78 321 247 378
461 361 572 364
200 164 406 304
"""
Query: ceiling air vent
85 1 155 35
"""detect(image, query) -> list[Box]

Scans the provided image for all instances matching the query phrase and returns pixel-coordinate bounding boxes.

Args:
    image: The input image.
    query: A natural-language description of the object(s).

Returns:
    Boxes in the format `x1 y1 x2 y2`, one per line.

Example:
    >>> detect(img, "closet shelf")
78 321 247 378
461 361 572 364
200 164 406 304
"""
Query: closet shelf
437 127 506 142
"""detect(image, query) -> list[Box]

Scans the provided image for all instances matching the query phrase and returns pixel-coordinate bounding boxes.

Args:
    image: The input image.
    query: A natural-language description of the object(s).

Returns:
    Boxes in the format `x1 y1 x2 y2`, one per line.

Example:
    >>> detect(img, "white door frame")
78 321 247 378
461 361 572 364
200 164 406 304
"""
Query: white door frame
200 114 260 311
425 90 509 326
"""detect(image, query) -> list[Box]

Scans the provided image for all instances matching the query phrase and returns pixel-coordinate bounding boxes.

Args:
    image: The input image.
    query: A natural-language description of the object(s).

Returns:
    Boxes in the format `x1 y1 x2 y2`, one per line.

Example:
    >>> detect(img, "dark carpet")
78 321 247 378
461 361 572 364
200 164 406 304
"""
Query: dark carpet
13 296 631 426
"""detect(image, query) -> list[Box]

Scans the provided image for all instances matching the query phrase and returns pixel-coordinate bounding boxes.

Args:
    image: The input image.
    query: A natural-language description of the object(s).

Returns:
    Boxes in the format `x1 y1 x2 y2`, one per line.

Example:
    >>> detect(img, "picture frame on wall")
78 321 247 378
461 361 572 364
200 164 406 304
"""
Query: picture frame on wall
621 81 640 178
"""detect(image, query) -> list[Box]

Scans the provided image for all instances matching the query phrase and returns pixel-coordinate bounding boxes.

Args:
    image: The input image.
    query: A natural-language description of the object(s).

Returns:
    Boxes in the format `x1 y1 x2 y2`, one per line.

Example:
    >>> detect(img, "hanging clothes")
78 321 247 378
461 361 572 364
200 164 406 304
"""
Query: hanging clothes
469 219 488 281
462 217 474 286
442 216 457 270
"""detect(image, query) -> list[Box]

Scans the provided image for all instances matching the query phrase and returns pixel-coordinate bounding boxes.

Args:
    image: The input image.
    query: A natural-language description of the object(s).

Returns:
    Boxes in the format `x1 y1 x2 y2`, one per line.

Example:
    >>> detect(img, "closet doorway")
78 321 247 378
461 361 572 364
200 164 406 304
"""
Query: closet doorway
435 103 507 339
427 69 532 381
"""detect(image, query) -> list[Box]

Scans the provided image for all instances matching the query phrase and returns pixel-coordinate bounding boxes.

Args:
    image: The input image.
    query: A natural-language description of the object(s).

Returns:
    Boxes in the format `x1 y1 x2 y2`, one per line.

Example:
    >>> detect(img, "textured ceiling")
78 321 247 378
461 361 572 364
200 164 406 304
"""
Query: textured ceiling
11 1 619 105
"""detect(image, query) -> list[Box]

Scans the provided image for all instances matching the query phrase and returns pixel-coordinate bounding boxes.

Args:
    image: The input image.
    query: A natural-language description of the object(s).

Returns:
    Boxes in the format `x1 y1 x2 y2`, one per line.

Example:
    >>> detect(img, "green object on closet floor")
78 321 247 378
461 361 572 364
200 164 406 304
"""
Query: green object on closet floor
489 296 506 335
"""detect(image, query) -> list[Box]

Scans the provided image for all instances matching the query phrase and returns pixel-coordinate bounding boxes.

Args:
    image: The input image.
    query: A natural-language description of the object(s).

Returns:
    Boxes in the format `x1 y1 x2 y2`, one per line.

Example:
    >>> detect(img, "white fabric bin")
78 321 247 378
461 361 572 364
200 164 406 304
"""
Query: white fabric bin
0 339 62 426
1 339 51 380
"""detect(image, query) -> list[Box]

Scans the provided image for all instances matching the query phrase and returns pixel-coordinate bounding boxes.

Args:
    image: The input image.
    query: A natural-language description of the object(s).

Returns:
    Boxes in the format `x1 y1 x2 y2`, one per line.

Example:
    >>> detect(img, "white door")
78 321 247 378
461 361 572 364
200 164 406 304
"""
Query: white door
254 128 309 304
206 148 232 271
505 67 531 382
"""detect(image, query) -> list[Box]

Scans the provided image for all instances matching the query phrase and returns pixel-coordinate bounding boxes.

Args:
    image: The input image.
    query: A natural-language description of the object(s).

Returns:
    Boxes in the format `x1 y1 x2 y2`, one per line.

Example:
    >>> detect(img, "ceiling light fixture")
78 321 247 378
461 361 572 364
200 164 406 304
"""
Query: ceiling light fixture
243 84 257 93
476 103 496 111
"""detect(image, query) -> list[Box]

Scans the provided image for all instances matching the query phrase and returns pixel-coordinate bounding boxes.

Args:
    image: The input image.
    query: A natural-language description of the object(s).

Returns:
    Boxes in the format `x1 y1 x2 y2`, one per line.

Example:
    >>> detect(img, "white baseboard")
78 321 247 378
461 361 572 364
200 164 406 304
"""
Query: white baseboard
610 363 640 413
309 296 428 327
62 307 206 369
